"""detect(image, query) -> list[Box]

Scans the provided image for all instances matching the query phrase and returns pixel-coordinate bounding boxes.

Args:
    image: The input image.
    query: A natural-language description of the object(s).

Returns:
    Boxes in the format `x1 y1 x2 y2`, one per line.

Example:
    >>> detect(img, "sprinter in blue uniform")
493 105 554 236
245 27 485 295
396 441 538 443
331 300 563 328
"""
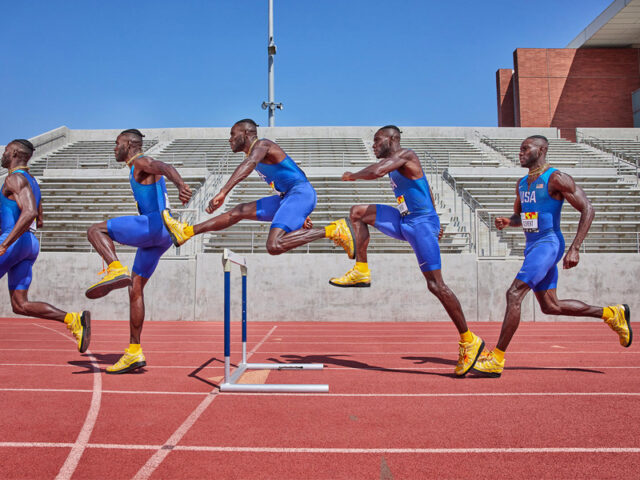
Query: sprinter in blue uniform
0 139 90 352
162 119 355 256
86 129 192 373
329 125 485 377
474 135 631 377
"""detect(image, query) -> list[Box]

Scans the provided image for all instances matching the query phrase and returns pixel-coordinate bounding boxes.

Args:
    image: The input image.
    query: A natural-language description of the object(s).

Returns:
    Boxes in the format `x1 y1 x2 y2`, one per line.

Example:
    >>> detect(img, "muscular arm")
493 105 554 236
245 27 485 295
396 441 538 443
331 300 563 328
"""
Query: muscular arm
0 175 37 250
342 155 408 181
219 141 269 195
135 156 192 205
550 171 594 268
36 202 43 229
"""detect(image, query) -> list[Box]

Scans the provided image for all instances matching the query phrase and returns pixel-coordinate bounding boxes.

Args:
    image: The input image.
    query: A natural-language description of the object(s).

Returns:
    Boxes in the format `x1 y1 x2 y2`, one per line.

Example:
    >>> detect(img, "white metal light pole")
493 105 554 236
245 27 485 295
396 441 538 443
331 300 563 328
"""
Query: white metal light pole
262 0 282 126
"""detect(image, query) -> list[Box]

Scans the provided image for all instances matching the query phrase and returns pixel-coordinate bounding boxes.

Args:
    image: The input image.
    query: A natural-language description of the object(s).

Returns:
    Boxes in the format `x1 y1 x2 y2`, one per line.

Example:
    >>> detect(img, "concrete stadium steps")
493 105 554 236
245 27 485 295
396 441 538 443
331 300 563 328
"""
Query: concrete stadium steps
30 140 158 176
201 176 469 254
481 137 636 174
36 175 206 252
580 138 640 167
274 137 371 167
154 139 244 169
398 137 501 170
450 172 640 254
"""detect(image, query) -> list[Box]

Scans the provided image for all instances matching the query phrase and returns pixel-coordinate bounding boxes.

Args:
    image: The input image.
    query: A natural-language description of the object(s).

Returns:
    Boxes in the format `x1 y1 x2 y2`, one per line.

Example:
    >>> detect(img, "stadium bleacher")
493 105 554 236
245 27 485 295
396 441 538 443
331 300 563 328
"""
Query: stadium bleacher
37 175 206 252
30 140 158 176
447 169 640 255
3 126 636 257
481 137 637 175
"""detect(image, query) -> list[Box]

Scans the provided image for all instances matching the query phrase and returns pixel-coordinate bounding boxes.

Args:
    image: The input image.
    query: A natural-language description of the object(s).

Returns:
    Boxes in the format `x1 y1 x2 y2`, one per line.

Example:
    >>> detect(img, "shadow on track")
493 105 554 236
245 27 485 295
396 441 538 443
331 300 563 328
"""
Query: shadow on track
68 353 147 374
267 354 455 378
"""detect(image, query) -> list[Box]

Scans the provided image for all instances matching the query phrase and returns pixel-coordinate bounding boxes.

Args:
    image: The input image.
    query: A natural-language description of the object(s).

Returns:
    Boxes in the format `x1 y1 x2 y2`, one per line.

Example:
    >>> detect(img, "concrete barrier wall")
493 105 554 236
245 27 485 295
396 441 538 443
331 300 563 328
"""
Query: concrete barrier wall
0 252 637 324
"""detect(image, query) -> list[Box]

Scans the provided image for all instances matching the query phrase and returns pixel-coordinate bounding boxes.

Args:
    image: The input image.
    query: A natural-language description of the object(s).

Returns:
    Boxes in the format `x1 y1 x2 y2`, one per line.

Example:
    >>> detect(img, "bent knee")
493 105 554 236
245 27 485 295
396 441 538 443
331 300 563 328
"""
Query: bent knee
349 204 368 220
540 302 560 315
266 242 284 256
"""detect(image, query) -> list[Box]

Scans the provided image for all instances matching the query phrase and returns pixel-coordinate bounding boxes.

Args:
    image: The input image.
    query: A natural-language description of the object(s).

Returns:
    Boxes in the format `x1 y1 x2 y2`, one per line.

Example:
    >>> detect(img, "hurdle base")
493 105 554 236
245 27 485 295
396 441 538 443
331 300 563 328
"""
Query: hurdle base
220 362 329 393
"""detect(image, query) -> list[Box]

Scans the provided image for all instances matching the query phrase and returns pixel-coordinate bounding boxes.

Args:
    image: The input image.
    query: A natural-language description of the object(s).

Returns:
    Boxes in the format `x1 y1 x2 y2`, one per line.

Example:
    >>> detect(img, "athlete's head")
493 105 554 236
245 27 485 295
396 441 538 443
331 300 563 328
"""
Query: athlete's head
1 139 35 169
519 135 548 168
229 119 259 153
373 125 402 159
114 128 145 163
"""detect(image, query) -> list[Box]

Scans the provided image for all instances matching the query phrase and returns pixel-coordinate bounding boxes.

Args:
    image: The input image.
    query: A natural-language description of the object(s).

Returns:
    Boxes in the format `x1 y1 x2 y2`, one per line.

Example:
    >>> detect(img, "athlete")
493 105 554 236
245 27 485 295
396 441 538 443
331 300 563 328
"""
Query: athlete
328 125 485 377
474 135 631 377
1 139 90 351
161 118 355 256
86 129 192 374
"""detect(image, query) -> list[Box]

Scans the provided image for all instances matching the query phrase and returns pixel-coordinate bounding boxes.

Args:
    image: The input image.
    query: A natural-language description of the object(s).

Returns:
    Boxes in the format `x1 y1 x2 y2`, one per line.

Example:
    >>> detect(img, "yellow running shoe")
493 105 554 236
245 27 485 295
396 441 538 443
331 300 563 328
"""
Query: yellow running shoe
473 350 505 378
329 266 371 288
327 218 355 259
162 209 193 247
106 348 147 374
65 311 91 353
605 304 632 347
455 333 485 376
85 264 132 299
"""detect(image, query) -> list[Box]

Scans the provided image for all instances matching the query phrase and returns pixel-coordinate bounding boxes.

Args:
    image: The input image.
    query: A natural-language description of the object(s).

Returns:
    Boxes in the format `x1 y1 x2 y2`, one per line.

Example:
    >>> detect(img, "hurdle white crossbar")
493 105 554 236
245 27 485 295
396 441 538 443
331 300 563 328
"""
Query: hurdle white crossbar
219 249 329 393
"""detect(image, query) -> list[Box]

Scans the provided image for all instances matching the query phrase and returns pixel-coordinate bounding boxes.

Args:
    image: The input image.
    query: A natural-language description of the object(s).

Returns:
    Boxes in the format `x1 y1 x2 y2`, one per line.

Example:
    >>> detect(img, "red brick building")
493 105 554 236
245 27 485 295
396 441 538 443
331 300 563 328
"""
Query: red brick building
497 0 640 141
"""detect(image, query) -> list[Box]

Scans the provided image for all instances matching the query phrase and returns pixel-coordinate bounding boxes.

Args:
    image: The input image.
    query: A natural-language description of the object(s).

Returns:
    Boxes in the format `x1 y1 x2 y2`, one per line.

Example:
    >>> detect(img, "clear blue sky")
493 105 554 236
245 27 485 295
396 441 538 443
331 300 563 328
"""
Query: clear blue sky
1 0 612 140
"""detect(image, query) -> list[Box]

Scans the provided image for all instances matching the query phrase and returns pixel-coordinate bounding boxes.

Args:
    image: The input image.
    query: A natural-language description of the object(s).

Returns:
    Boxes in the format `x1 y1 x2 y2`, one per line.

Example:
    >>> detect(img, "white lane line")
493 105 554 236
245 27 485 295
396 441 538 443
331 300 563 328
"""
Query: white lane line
1 348 637 354
2 364 639 371
1 388 639 398
1 442 639 454
32 324 103 480
131 326 278 480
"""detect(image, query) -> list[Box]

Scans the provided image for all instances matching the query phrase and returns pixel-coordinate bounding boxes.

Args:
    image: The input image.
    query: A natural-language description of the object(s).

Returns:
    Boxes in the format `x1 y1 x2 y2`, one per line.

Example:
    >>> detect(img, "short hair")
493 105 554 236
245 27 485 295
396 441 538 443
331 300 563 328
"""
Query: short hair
119 128 145 140
526 135 548 145
233 118 259 130
10 139 35 154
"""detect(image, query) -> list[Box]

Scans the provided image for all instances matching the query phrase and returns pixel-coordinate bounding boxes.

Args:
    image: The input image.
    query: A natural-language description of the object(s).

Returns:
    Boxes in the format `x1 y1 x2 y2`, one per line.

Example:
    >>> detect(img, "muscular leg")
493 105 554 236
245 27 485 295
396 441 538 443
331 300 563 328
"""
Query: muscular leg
423 269 469 334
193 202 258 235
350 204 377 262
266 226 326 255
128 273 149 344
129 273 149 344
535 289 603 318
495 279 531 351
10 289 66 322
87 221 118 265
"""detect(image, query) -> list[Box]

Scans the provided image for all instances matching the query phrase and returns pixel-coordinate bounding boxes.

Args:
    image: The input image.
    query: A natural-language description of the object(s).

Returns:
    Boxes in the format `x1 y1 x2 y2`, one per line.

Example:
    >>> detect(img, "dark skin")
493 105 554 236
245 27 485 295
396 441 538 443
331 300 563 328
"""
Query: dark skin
192 122 319 255
86 133 193 343
0 142 65 321
492 137 601 351
341 128 468 335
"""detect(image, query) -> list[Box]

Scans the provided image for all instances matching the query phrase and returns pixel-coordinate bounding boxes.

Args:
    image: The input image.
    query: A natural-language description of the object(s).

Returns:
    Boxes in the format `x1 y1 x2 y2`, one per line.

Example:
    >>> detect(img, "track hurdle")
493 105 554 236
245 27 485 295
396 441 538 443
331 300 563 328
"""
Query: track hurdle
219 249 329 393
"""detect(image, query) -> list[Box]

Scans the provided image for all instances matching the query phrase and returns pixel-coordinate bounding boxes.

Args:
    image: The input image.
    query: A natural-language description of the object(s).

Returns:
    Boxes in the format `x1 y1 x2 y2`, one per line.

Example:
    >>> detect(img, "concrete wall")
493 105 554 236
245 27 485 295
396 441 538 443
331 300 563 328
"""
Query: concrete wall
0 252 637 324
578 127 640 140
63 126 560 143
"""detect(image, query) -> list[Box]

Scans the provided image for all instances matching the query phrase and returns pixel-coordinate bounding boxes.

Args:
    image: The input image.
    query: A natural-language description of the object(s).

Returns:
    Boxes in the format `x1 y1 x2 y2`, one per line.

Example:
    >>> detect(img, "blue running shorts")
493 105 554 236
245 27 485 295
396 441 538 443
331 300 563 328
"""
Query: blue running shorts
107 212 173 279
0 232 39 291
256 182 317 233
374 204 441 272
516 230 565 292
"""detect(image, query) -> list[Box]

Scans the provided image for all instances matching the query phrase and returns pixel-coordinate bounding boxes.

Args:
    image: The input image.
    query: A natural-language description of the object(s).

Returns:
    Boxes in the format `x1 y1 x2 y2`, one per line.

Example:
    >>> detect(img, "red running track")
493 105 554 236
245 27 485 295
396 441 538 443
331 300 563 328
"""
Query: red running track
0 318 639 479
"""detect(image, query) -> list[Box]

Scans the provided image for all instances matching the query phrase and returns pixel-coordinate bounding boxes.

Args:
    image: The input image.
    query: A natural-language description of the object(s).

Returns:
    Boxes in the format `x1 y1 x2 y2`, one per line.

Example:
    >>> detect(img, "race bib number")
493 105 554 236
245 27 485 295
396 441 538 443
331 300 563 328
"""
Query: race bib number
164 192 171 209
29 220 37 233
396 195 409 216
521 212 539 232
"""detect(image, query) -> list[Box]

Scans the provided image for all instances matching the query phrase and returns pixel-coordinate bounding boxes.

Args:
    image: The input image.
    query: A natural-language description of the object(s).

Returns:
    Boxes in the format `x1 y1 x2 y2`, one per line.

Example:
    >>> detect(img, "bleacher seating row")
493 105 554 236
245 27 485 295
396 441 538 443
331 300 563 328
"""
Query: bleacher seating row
5 130 640 255
36 175 206 252
449 171 640 254
481 137 637 175
202 176 470 254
